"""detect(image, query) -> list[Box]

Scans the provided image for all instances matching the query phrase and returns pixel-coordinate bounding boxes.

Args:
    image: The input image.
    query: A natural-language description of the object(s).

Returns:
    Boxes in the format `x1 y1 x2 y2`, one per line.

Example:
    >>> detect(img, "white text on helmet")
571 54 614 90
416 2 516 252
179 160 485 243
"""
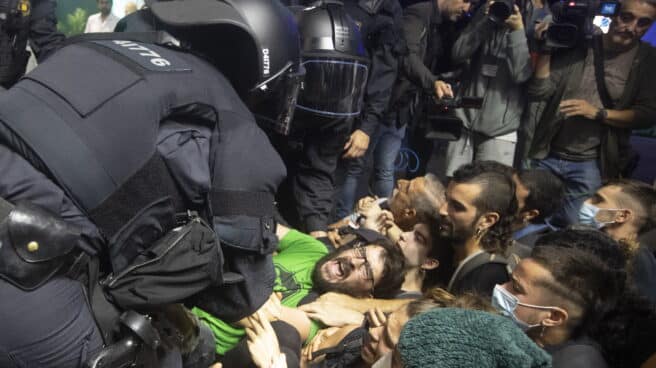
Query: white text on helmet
262 48 270 76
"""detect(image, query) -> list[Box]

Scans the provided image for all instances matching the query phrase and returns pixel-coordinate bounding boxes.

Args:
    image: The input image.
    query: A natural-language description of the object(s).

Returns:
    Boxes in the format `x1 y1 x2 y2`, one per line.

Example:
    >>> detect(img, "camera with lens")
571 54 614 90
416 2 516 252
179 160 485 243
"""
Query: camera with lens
423 95 484 140
488 0 517 24
545 0 621 48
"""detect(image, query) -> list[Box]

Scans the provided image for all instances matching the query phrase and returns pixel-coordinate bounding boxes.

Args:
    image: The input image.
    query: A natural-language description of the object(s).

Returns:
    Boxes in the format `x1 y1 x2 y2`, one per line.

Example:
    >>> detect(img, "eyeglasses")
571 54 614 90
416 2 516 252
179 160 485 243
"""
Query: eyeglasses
354 243 376 296
618 11 655 29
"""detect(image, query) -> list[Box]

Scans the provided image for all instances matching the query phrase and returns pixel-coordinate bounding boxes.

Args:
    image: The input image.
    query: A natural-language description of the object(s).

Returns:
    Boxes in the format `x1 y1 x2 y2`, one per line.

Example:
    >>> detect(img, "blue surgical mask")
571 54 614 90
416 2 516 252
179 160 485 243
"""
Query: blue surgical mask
491 285 552 331
578 202 619 229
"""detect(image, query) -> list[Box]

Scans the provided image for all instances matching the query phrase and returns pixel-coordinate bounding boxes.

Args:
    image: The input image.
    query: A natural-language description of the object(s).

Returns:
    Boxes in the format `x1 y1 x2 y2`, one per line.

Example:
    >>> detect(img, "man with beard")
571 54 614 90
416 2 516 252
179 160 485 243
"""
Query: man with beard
439 161 517 296
526 0 656 226
194 223 406 358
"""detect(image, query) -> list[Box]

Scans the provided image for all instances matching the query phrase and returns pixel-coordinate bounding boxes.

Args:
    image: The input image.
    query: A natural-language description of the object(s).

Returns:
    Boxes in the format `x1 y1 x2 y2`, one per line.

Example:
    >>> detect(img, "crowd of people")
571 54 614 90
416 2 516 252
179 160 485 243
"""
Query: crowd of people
0 0 655 367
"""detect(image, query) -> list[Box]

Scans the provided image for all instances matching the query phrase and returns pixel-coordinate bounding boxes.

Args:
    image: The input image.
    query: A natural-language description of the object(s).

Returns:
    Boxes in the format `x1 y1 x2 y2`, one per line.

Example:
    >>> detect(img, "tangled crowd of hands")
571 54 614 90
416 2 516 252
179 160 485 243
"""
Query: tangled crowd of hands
208 289 398 368
328 196 403 248
213 196 410 368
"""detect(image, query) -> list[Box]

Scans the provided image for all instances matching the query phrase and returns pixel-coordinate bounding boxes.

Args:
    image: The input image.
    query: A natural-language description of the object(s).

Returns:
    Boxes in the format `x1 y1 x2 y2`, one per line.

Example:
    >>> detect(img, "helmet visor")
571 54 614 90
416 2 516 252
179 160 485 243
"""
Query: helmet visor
252 63 305 136
296 59 369 117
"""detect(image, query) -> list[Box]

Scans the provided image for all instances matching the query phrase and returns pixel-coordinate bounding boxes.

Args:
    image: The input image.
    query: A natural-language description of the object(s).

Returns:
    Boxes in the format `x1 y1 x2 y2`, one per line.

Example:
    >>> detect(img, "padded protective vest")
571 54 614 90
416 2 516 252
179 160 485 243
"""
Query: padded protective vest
0 39 258 246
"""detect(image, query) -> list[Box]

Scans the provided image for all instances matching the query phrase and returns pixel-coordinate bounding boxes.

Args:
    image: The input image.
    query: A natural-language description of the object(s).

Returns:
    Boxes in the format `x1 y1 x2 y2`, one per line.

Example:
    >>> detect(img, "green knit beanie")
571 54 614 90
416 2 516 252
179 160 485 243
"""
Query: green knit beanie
397 308 552 368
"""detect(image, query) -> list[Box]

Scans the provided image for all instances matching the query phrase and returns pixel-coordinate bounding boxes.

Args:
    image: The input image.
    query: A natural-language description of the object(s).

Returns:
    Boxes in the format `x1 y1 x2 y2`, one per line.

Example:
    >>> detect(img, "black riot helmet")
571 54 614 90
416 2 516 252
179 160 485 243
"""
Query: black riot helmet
292 0 369 120
146 0 305 134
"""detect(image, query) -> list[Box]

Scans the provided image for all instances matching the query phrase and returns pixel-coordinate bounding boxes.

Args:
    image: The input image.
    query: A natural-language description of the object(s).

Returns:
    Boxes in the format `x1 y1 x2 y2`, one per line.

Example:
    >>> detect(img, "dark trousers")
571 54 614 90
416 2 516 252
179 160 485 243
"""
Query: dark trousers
0 277 103 368
276 116 353 232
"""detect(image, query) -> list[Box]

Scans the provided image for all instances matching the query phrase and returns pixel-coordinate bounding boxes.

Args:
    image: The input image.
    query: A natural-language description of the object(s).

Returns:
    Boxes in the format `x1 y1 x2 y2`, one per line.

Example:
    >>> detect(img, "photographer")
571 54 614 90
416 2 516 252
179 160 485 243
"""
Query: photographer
526 0 656 226
445 0 532 177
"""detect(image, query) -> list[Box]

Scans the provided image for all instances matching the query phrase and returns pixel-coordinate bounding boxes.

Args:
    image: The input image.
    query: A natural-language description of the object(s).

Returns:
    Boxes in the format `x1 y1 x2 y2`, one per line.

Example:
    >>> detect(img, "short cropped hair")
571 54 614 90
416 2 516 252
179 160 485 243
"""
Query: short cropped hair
605 179 656 234
518 169 565 223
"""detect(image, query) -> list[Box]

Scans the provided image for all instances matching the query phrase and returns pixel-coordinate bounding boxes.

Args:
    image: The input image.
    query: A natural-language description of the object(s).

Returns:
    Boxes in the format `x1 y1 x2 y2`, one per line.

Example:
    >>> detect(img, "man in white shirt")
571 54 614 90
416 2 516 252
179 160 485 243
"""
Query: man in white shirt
84 0 119 33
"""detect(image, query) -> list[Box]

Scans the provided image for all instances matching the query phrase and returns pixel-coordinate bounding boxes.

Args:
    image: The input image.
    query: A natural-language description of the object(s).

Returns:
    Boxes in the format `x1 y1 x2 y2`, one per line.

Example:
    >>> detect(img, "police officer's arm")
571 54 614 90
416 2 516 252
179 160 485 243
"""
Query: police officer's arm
400 4 438 92
0 144 102 245
358 43 399 139
451 5 495 64
29 0 65 61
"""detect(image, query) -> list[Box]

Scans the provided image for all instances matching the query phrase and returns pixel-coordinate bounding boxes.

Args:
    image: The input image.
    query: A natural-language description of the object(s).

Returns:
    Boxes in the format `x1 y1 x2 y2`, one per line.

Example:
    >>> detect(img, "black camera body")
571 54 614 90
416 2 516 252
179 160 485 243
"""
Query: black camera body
489 0 516 24
423 96 484 141
546 0 620 48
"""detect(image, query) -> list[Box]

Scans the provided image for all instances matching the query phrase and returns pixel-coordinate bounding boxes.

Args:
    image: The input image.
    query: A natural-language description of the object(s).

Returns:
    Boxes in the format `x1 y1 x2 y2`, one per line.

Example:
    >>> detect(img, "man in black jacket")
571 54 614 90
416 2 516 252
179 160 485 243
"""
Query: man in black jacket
392 0 472 177
394 0 471 105
335 0 407 221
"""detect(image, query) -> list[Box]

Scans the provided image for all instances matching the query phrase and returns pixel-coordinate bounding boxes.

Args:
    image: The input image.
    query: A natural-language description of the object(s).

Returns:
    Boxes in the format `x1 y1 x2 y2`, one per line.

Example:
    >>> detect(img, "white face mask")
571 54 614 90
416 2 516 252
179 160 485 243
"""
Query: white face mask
491 285 555 331
372 352 393 368
578 202 622 229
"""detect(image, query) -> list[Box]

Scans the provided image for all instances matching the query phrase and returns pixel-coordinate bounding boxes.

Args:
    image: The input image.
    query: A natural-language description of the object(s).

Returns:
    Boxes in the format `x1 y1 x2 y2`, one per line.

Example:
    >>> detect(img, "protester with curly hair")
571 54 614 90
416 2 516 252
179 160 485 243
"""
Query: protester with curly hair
438 161 518 296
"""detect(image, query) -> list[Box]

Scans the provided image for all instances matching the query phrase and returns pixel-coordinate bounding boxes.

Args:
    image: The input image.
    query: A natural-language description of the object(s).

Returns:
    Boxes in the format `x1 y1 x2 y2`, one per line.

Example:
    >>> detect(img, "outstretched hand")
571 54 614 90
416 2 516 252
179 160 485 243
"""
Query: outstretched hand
298 301 364 327
245 310 287 368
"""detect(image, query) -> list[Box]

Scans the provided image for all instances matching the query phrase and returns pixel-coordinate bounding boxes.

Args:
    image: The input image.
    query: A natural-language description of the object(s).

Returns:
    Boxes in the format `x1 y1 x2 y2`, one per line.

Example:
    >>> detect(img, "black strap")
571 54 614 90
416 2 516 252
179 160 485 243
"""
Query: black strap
450 252 510 291
592 35 614 109
87 257 122 344
210 190 275 218
89 154 185 239
0 88 116 211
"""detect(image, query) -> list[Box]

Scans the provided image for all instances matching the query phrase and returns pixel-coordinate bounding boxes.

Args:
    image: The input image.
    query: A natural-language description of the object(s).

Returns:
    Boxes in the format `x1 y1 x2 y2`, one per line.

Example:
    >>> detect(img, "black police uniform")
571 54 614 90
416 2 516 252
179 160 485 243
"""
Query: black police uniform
330 0 404 217
274 2 367 233
0 143 104 368
343 0 405 139
0 37 286 322
0 0 64 88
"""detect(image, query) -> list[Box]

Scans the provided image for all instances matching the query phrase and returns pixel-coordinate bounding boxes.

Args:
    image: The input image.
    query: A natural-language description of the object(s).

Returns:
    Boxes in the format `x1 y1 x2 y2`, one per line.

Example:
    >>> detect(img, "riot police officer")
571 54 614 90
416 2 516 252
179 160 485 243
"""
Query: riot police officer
0 0 303 366
0 0 64 88
274 1 369 236
335 0 406 221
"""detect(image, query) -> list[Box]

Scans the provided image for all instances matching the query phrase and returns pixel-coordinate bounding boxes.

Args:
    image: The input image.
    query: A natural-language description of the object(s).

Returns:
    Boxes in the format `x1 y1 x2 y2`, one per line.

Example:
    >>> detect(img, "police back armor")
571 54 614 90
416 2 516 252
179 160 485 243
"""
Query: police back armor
0 36 286 322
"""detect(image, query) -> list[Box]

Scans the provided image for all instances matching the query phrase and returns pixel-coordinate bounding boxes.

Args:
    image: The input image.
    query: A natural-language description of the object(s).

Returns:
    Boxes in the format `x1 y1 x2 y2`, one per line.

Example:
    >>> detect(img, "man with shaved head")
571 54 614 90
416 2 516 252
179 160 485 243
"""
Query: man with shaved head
579 179 656 302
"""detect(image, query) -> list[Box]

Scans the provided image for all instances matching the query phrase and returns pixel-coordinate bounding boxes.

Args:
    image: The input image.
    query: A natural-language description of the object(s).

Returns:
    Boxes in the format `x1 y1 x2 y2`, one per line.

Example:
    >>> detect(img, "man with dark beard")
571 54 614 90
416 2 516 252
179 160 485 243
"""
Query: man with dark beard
439 161 517 296
195 223 406 358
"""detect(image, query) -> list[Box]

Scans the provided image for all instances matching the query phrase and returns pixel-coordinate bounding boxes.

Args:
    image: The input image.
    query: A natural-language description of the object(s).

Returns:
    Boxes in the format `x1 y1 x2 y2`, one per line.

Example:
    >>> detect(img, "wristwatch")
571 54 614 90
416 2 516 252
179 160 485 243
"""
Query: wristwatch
595 108 608 121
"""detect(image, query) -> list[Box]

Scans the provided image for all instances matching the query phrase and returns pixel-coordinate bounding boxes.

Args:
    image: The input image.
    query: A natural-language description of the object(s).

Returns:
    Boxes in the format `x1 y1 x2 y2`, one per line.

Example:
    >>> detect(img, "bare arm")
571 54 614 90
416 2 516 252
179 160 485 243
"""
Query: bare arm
279 306 312 343
311 292 412 314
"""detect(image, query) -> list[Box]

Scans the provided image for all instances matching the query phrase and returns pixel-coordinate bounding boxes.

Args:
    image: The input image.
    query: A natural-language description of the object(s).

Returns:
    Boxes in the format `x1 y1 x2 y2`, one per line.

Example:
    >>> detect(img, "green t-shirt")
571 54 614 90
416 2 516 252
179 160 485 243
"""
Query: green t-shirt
193 229 329 354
